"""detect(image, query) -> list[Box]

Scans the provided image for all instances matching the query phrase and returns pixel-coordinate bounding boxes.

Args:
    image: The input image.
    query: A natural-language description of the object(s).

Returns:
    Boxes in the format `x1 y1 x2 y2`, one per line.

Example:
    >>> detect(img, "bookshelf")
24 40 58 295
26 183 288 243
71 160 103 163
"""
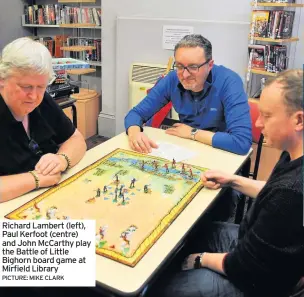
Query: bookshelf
21 0 102 69
245 0 303 98
21 0 102 139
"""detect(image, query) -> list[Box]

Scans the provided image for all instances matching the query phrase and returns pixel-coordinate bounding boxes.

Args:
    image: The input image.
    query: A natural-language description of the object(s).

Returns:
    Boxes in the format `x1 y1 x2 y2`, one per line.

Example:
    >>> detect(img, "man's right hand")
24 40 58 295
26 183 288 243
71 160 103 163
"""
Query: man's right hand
127 126 158 154
201 170 234 190
37 172 62 188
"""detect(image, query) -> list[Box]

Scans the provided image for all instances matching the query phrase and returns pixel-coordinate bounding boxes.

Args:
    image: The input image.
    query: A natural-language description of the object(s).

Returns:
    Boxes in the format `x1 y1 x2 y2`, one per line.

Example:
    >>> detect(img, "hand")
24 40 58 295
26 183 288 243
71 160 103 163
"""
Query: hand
35 153 67 175
128 128 158 154
36 172 62 188
165 123 192 139
181 253 203 271
201 170 234 190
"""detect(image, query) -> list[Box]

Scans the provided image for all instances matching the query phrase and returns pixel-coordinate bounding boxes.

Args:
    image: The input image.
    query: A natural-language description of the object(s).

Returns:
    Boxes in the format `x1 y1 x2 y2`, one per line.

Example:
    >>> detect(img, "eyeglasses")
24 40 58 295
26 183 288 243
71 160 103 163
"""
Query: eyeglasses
28 139 43 156
173 60 210 74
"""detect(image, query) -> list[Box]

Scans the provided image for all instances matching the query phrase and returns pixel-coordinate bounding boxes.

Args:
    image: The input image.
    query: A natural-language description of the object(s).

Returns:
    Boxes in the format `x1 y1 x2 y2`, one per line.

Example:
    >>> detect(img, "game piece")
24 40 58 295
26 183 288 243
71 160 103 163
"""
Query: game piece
96 188 101 197
172 158 176 168
129 178 136 188
119 185 124 197
115 174 119 183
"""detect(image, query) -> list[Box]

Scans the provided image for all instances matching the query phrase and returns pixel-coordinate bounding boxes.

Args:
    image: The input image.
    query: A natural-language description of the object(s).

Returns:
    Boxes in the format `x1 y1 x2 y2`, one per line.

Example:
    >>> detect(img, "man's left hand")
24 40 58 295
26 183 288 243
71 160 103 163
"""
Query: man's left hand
165 123 192 139
35 153 67 175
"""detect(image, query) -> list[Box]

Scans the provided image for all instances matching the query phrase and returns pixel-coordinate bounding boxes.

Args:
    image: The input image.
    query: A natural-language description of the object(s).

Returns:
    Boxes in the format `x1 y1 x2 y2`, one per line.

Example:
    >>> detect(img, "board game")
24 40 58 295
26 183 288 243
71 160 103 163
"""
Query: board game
5 148 208 267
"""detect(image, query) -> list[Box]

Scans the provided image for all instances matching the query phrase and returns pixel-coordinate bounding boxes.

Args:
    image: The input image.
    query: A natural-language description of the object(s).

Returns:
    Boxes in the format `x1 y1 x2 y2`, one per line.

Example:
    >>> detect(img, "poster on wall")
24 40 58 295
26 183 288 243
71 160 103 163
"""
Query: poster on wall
162 25 194 50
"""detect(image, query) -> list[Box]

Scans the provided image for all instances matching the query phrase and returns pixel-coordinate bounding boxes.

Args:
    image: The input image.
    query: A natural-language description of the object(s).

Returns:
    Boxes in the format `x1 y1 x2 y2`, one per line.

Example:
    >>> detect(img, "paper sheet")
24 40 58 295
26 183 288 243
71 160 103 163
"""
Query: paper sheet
148 141 197 163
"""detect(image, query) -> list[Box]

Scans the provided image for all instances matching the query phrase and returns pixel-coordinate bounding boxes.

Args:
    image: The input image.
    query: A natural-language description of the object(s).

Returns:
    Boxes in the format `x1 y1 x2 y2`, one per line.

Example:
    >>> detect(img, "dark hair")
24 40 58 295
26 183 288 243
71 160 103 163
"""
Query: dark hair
174 34 212 61
264 69 303 114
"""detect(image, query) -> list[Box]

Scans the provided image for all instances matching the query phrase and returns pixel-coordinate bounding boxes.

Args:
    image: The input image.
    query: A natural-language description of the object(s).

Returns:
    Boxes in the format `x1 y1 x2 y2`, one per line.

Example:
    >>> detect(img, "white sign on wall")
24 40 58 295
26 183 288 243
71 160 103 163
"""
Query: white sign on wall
162 25 194 50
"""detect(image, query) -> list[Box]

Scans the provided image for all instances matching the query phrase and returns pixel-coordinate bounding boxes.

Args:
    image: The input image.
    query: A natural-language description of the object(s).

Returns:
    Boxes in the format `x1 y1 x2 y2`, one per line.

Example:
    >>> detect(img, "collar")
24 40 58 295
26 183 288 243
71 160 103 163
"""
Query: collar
177 69 213 95
0 94 19 126
0 93 44 133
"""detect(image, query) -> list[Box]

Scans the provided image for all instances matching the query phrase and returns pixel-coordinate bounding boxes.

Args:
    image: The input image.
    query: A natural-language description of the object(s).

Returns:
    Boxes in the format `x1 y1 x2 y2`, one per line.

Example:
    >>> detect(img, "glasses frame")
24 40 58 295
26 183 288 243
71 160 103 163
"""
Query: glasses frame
173 59 210 74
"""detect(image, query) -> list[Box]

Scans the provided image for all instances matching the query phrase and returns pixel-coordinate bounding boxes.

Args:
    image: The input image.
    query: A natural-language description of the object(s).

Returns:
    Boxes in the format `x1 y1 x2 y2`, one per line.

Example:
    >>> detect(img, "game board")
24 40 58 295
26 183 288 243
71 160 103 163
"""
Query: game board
5 148 208 267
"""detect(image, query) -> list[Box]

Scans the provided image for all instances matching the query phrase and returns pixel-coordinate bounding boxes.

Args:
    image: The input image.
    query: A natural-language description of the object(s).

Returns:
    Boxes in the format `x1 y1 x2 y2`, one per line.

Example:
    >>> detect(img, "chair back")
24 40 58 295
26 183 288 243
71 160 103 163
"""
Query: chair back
145 57 174 128
249 100 262 143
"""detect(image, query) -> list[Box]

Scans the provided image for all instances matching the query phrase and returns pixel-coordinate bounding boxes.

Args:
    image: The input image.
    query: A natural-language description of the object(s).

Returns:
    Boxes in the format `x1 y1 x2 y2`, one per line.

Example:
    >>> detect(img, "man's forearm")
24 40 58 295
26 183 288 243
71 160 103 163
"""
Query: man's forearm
125 110 144 132
0 173 36 203
194 129 214 146
231 175 266 198
57 130 87 168
212 131 252 155
201 252 227 275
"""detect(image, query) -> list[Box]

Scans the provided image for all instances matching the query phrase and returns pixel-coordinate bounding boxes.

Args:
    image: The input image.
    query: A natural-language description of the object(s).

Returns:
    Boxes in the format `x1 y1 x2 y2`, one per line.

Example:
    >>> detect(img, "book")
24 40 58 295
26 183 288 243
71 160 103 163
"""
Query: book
251 10 270 38
248 44 266 70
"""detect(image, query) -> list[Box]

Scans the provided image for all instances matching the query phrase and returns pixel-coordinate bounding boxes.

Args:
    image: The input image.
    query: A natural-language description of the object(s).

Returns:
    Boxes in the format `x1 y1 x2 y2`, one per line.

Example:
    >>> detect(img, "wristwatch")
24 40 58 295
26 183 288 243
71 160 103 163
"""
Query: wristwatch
191 128 198 140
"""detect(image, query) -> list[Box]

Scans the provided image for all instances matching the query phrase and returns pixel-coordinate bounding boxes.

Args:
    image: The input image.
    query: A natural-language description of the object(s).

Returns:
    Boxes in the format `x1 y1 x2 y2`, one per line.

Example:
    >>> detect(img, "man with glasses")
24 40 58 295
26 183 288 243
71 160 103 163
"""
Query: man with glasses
124 34 252 155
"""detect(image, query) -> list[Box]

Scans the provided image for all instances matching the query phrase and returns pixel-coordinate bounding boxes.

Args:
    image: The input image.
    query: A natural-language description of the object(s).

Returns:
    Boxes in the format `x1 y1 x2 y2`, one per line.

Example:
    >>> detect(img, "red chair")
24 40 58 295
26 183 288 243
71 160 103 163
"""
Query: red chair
145 74 173 128
249 100 264 180
145 57 174 128
150 102 173 128
235 100 264 223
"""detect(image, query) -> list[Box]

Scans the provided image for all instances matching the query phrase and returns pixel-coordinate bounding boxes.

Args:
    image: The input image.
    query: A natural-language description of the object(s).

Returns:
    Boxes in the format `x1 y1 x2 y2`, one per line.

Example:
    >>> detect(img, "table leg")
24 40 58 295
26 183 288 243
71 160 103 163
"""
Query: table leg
234 158 251 224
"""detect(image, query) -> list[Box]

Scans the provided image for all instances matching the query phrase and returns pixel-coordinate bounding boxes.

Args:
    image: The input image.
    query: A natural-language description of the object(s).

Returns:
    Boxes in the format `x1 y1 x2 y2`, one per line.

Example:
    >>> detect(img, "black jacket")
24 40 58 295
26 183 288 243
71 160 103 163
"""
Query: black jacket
224 152 304 297
0 92 75 175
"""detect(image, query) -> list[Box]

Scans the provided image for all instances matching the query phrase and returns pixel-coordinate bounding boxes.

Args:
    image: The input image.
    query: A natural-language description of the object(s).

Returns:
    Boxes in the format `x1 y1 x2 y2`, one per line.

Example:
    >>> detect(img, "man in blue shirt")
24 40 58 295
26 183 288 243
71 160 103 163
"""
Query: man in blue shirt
124 34 252 155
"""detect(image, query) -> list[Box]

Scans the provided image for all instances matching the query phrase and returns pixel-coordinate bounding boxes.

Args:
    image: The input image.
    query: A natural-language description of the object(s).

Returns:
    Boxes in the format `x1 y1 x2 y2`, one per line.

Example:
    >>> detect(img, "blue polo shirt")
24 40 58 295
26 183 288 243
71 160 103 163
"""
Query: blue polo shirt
124 64 252 155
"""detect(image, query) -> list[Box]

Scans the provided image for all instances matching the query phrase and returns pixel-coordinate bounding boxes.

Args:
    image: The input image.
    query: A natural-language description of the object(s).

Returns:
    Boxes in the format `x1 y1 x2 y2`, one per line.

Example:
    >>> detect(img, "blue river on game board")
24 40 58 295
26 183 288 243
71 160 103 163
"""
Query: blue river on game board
103 156 203 203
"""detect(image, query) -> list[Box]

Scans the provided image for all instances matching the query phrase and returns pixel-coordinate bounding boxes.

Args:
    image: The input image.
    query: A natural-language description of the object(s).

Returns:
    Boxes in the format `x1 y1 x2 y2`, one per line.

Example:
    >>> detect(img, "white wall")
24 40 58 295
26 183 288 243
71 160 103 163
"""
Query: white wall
100 0 303 137
0 0 31 50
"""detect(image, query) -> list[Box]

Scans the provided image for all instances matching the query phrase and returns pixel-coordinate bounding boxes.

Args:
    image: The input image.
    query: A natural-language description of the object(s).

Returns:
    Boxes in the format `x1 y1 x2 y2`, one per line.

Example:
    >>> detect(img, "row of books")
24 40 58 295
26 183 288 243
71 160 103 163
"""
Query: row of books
31 36 66 58
248 44 288 73
66 37 101 62
31 36 101 63
250 10 295 39
24 4 101 26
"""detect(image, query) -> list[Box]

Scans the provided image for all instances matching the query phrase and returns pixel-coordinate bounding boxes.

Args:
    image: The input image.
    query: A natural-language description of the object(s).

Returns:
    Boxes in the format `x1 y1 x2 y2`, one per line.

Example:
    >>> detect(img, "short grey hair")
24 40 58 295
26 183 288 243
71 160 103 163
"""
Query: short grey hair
174 34 212 61
264 69 303 114
0 37 55 81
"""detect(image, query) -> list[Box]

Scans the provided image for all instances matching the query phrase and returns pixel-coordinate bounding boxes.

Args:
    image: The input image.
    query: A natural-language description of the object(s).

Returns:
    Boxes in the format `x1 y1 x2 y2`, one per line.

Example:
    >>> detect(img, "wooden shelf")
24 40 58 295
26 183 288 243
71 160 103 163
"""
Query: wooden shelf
21 16 101 29
60 46 96 51
247 69 278 76
58 0 96 2
251 2 304 7
59 23 100 28
249 36 299 43
23 24 59 28
66 68 97 75
23 24 101 29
